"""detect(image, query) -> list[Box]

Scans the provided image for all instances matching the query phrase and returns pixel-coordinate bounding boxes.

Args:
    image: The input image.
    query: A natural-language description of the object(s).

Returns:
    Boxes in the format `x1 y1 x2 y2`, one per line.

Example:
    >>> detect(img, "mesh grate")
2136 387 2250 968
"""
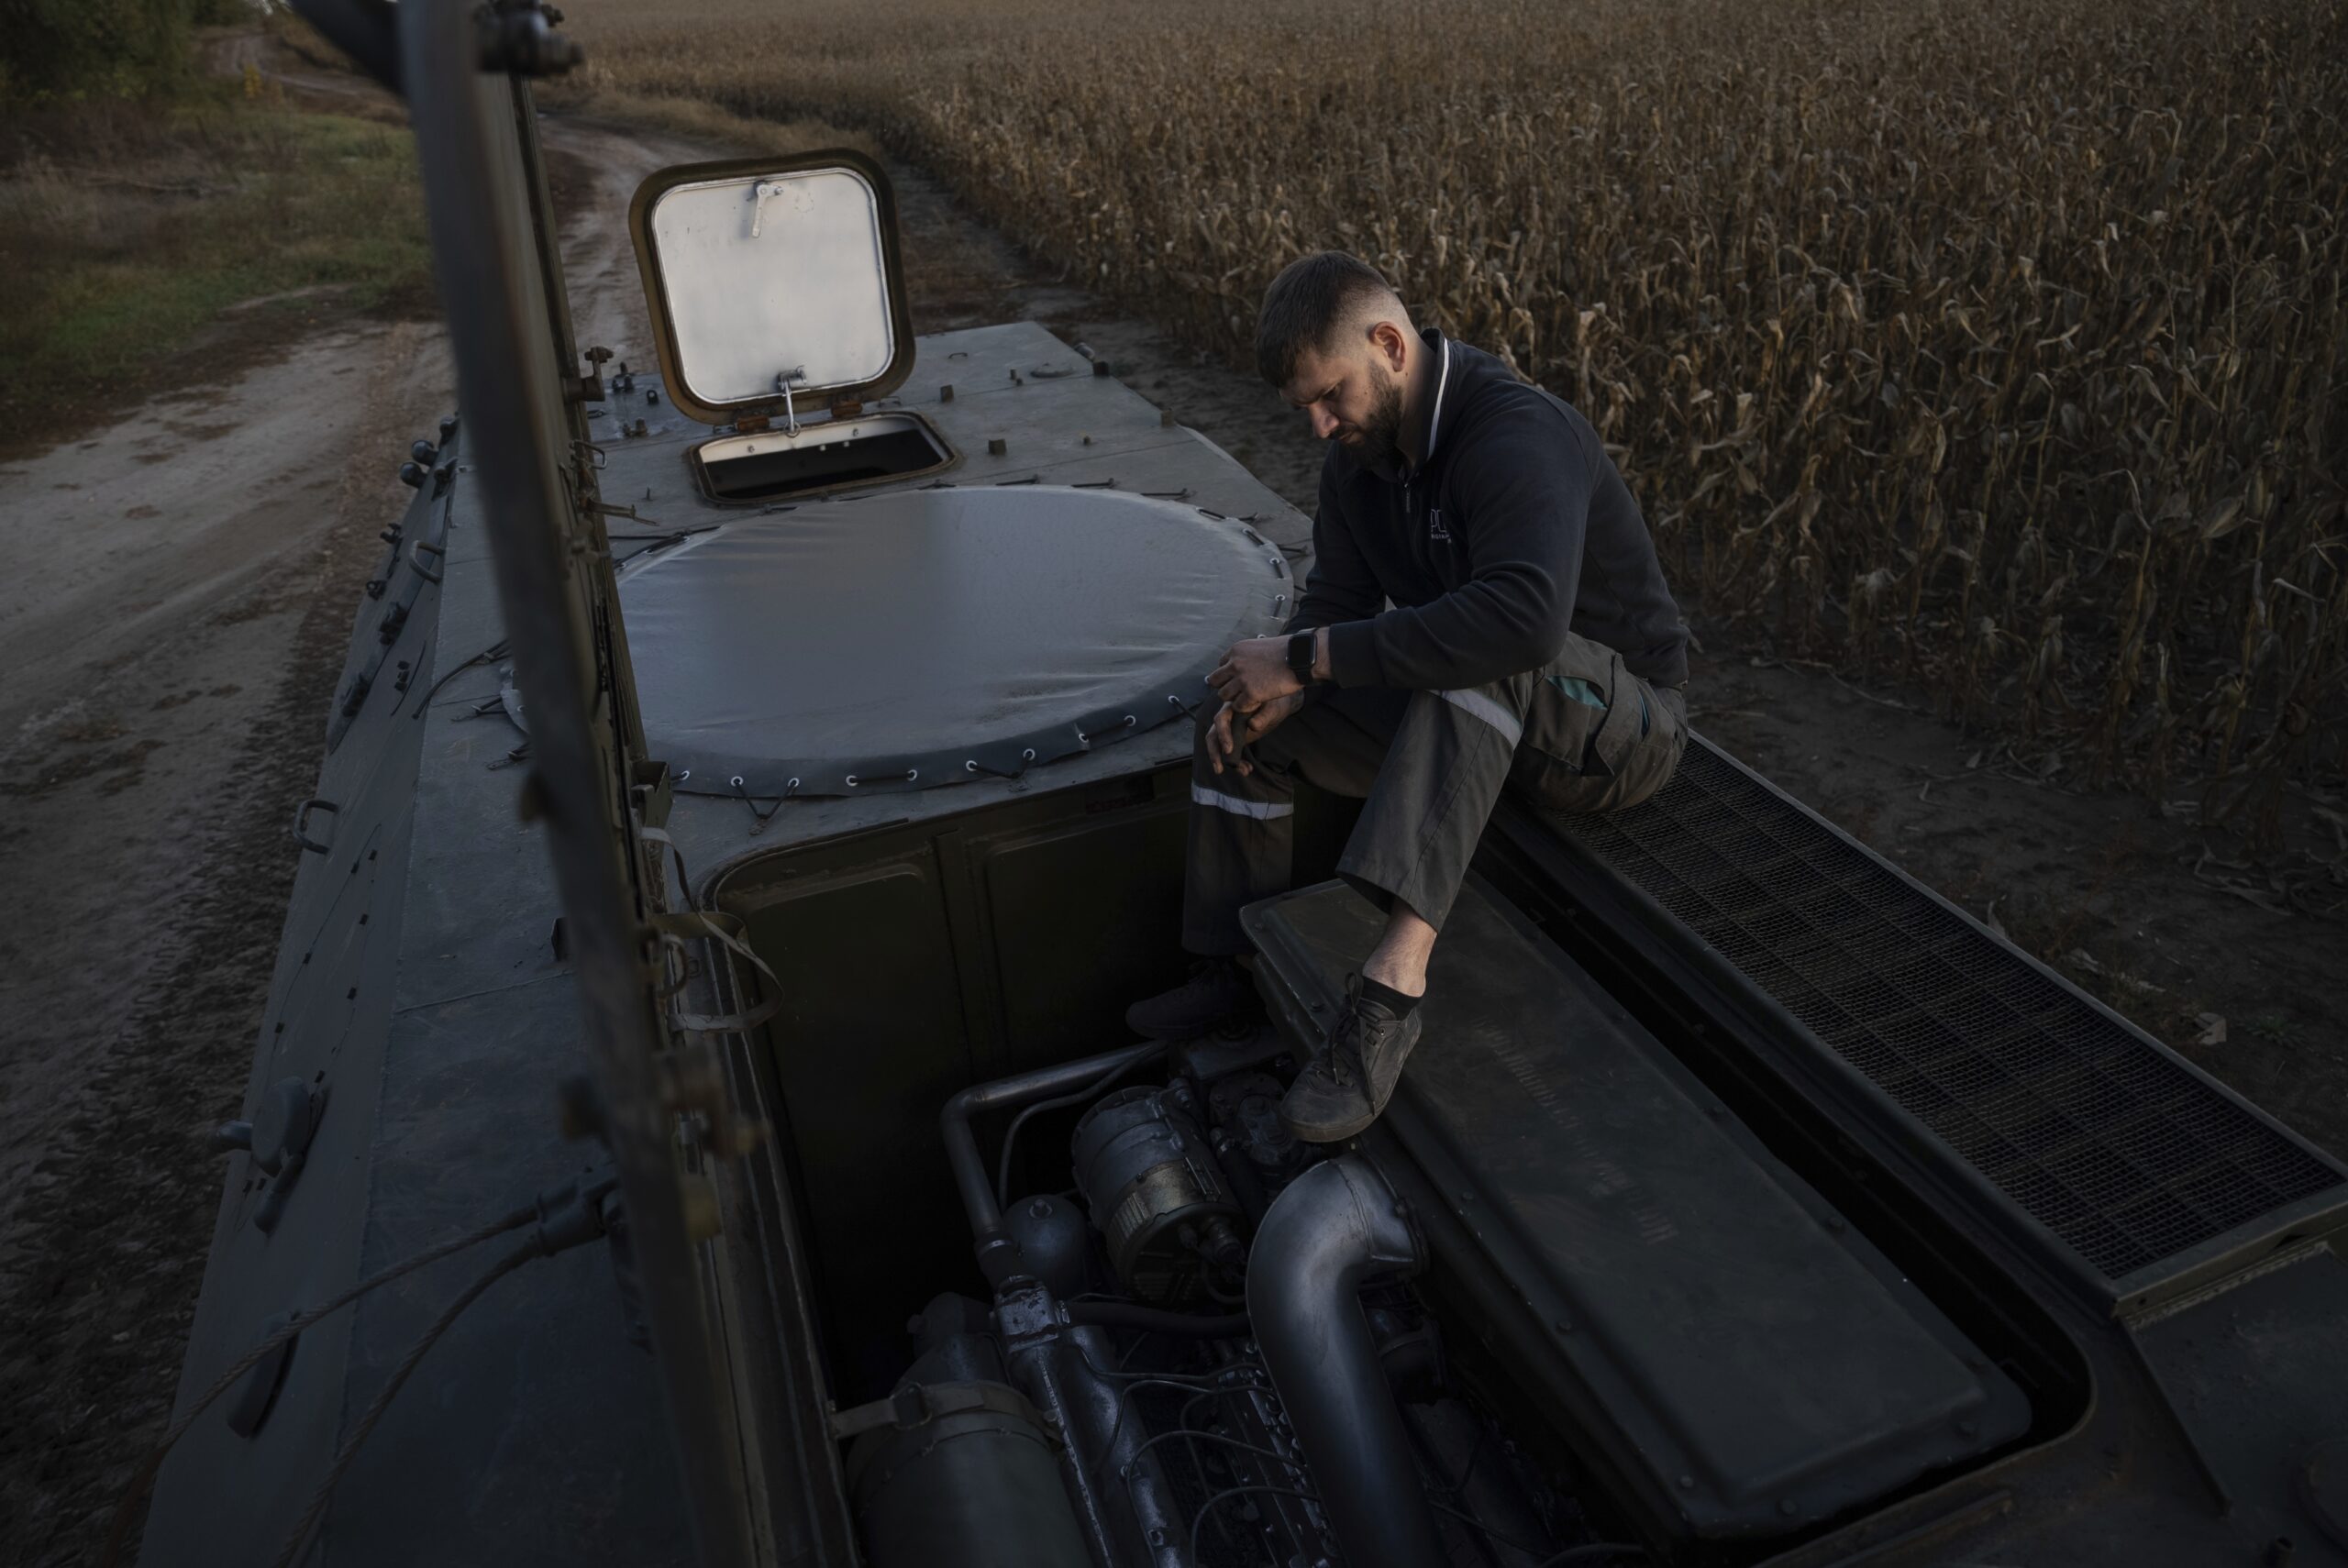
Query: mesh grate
1551 745 2342 1282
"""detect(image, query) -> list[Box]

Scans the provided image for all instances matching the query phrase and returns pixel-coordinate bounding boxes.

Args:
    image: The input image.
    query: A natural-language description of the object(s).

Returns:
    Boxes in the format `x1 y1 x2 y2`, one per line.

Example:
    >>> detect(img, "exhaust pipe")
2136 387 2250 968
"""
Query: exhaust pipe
1246 1155 1445 1568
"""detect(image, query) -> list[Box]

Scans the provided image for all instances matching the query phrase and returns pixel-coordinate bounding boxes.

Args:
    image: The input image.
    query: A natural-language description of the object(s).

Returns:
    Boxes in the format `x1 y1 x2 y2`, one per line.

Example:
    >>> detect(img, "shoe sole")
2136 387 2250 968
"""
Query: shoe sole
1279 1099 1378 1143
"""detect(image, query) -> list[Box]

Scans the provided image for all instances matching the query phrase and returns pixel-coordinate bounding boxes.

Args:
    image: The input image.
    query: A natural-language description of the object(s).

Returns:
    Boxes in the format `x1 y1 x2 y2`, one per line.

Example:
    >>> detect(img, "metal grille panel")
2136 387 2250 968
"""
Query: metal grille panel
1552 744 2342 1283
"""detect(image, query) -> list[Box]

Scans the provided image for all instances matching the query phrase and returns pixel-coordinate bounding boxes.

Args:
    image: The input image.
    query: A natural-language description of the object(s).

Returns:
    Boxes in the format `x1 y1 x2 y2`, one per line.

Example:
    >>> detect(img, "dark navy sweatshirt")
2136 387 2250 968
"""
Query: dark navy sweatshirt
1292 330 1689 691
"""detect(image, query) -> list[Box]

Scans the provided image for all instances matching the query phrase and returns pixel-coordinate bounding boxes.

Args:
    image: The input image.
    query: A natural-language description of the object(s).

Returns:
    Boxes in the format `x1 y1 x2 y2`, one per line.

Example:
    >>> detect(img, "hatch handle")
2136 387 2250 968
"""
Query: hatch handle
749 182 798 238
292 798 340 854
775 367 807 436
407 537 446 586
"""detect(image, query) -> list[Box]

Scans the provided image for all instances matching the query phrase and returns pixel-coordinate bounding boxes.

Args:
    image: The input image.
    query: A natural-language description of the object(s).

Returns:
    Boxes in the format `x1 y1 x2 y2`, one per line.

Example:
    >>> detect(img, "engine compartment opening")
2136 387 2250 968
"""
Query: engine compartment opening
692 410 954 503
705 767 2072 1567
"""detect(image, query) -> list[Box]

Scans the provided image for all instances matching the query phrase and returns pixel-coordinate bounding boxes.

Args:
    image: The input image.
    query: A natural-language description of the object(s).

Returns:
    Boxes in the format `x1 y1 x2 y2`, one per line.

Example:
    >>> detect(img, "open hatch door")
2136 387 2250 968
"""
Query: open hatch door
628 154 955 502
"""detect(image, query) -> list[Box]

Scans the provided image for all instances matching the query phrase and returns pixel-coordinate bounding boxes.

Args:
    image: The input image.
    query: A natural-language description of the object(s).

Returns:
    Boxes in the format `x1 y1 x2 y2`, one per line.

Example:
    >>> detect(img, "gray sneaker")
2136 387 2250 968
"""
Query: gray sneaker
1125 957 1250 1041
1277 976 1423 1143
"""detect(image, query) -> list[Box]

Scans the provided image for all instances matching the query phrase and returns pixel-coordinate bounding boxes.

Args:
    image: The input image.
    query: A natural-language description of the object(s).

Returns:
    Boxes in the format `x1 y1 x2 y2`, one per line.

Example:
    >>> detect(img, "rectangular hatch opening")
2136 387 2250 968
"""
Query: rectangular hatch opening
693 411 955 503
698 776 2065 1568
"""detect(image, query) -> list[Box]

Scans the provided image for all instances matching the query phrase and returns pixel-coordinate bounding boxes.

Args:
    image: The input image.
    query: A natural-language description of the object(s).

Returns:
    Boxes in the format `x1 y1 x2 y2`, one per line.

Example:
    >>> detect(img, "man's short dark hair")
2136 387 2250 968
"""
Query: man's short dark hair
1256 250 1397 389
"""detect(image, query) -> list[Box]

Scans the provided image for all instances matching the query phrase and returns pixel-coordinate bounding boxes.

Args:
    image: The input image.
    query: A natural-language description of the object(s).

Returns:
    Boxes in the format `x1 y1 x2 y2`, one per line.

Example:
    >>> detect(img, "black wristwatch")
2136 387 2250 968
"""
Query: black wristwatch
1287 630 1321 685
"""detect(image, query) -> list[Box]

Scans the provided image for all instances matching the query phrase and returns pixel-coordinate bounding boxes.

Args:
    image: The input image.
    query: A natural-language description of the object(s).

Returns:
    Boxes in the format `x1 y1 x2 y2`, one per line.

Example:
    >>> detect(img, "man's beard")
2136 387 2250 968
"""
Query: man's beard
1340 369 1407 472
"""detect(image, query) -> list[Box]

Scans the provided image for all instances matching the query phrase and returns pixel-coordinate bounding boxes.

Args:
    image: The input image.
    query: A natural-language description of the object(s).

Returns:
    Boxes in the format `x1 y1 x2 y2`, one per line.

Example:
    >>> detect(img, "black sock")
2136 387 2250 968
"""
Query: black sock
1358 976 1423 1017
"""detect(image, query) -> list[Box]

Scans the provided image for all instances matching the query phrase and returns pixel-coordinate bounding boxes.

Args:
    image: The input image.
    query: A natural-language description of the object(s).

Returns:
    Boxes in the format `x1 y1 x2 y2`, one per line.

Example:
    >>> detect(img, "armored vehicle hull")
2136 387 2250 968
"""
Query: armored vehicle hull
138 6 2348 1567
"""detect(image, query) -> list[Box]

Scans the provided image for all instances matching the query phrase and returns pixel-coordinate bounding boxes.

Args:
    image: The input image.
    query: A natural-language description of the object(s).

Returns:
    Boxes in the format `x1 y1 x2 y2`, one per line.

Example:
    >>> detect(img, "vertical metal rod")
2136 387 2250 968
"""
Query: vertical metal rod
399 8 752 1563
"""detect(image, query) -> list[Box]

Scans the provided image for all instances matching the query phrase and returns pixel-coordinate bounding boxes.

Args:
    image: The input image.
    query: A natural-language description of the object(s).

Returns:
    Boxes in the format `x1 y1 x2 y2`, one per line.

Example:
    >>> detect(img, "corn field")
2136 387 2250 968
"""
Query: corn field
566 0 2348 834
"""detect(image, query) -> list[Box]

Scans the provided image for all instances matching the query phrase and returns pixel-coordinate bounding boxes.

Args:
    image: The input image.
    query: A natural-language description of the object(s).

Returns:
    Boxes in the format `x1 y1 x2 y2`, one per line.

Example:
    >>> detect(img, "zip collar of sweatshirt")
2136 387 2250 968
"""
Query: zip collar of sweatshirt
1401 329 1453 475
1362 328 1454 483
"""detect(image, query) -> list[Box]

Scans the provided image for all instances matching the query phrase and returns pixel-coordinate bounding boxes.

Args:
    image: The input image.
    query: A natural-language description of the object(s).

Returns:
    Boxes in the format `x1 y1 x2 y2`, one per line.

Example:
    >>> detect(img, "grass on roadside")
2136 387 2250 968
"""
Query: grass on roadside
0 79 434 456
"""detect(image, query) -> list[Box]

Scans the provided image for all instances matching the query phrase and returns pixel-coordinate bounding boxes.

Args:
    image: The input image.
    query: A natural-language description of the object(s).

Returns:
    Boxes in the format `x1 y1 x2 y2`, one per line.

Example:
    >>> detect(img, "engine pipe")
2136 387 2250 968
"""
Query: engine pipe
1246 1155 1445 1568
941 1042 1164 1287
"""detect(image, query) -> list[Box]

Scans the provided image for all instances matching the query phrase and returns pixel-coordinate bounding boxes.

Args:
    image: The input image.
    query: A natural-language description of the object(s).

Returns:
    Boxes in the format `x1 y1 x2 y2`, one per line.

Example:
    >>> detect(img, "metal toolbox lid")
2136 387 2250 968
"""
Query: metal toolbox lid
627 151 914 425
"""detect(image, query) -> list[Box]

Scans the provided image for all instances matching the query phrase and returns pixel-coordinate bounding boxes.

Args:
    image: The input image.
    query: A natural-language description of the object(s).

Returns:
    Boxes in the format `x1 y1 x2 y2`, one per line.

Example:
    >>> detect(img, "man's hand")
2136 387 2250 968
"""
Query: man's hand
1208 636 1301 712
1205 692 1304 777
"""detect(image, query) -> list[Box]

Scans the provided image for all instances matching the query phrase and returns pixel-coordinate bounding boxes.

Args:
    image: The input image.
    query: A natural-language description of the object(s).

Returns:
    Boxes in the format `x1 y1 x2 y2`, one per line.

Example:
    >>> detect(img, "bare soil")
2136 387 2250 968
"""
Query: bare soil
0 37 2341 1568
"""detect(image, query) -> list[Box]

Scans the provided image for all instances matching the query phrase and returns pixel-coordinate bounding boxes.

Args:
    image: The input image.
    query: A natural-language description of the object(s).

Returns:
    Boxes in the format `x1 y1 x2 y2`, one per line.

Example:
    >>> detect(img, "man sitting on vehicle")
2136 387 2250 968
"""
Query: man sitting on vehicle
1127 249 1692 1143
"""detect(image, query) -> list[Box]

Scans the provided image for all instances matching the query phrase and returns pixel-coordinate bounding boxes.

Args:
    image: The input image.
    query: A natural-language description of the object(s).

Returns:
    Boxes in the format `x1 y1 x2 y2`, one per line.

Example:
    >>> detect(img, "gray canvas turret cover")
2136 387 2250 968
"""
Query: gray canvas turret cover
617 486 1290 798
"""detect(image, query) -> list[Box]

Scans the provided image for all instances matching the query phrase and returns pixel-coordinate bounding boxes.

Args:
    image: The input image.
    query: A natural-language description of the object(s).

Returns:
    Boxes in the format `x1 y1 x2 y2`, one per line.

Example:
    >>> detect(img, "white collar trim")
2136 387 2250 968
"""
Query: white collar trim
1424 337 1455 462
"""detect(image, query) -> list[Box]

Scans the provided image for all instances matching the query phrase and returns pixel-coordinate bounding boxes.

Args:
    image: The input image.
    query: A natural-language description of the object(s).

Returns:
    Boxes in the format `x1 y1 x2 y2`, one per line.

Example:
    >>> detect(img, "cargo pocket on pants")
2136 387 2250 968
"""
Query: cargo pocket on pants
1584 662 1646 779
1605 684 1685 811
1512 638 1643 812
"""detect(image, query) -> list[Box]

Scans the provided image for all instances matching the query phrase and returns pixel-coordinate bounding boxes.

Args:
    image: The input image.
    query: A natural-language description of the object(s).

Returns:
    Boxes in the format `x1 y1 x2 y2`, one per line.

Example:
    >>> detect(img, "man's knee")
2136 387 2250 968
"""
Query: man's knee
1428 683 1529 749
1511 681 1686 813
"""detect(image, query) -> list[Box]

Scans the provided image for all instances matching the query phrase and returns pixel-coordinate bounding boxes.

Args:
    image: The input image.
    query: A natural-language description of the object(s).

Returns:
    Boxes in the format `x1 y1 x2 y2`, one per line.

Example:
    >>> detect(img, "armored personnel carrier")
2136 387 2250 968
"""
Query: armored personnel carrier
133 4 2348 1566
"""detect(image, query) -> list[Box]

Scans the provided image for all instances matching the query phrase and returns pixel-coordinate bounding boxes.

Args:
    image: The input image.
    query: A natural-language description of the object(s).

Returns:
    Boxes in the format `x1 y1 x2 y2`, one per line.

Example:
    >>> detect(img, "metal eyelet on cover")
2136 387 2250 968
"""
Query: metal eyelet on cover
729 775 745 789
905 768 918 782
846 774 859 788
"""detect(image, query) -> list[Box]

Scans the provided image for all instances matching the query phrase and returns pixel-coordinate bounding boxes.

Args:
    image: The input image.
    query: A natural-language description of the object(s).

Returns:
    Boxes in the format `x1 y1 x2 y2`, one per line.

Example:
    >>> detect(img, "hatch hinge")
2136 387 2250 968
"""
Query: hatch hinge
830 399 864 420
734 414 771 434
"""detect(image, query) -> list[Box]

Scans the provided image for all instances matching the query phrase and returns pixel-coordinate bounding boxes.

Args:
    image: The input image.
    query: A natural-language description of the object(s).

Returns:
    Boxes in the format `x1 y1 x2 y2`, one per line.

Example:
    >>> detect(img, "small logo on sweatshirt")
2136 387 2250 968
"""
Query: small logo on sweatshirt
1427 507 1452 543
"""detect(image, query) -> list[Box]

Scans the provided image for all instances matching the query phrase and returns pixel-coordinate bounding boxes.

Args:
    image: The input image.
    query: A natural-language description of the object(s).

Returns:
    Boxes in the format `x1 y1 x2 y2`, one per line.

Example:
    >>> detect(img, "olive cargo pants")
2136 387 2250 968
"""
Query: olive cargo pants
1181 631 1689 955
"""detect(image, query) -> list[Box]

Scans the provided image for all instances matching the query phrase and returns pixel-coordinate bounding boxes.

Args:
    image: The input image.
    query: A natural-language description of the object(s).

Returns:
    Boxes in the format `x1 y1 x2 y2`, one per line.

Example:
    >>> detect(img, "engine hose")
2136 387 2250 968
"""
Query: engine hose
1248 1155 1444 1568
941 1041 1166 1287
1064 1301 1249 1339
